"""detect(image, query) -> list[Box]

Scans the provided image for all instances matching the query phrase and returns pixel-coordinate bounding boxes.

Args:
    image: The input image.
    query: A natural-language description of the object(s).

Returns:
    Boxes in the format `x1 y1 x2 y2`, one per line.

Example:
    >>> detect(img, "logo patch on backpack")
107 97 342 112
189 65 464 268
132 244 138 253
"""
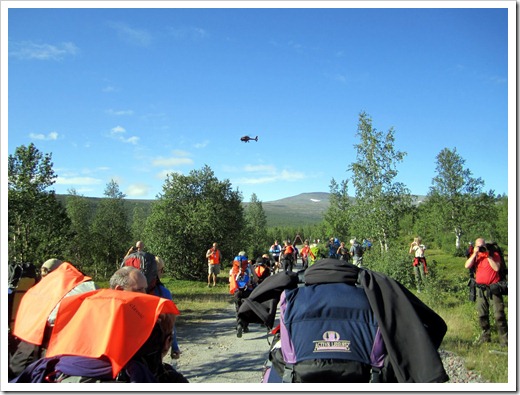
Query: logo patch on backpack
313 331 351 353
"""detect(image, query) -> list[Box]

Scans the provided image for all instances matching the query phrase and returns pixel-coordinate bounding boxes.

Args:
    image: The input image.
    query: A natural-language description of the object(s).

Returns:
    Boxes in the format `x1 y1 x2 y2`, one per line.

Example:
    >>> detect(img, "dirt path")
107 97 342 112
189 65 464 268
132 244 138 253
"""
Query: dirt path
165 303 272 383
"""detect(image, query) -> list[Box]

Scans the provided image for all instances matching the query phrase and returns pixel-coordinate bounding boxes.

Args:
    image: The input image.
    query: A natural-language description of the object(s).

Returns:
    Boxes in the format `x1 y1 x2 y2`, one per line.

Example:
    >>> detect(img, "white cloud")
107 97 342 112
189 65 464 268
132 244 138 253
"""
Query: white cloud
106 109 134 116
232 164 307 185
29 131 59 141
111 126 126 134
55 176 102 186
102 85 117 93
153 157 193 167
167 26 208 40
108 126 139 145
109 21 152 46
156 169 182 179
172 149 191 157
9 41 78 60
126 183 150 197
243 164 276 173
194 140 209 149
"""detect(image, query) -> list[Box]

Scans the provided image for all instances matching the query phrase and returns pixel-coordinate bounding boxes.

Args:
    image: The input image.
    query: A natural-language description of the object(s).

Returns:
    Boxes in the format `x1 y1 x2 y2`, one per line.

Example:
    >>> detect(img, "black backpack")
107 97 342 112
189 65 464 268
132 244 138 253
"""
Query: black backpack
8 263 39 329
355 243 364 257
486 242 507 295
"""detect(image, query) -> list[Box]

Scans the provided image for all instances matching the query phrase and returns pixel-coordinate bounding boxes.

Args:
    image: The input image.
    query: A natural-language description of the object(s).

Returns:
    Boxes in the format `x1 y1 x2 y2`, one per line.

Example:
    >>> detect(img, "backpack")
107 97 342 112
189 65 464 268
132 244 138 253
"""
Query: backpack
265 282 394 383
8 263 39 330
121 251 158 292
486 242 508 296
238 259 449 383
355 244 364 257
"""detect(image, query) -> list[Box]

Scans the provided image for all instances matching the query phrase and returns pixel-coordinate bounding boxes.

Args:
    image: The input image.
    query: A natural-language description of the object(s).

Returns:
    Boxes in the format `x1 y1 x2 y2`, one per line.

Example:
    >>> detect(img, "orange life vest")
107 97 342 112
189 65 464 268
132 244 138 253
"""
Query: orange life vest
46 288 180 378
12 262 91 346
284 245 294 255
208 249 221 264
231 258 249 276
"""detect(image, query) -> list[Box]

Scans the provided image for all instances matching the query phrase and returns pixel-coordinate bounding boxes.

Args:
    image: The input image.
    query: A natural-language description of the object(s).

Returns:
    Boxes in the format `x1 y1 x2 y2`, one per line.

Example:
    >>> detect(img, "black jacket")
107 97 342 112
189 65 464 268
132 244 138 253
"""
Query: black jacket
238 258 448 383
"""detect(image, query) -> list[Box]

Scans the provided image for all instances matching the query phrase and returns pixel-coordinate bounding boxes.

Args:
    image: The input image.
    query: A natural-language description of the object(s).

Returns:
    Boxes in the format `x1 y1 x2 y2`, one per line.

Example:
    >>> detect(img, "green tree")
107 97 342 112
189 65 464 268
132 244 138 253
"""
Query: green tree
91 180 131 278
428 147 485 249
349 112 412 251
8 143 72 264
145 165 243 280
323 178 351 241
130 205 148 242
65 189 94 270
243 193 269 258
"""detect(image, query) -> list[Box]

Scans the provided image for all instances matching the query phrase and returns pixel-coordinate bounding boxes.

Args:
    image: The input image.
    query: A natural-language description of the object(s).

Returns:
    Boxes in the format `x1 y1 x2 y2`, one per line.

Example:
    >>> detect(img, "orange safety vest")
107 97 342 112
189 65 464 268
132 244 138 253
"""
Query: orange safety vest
231 258 248 276
208 249 221 264
254 265 266 278
46 288 180 378
12 262 91 346
229 257 250 294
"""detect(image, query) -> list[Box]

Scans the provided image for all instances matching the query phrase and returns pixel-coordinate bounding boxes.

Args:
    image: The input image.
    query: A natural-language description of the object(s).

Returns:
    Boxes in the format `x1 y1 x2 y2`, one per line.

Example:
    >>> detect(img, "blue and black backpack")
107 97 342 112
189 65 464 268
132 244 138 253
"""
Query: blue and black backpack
238 258 449 383
264 282 392 383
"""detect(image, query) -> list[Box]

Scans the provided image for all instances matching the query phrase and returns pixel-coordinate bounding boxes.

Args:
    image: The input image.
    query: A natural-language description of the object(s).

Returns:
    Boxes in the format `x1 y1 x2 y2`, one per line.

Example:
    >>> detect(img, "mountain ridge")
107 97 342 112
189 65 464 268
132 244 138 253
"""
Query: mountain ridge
56 192 426 228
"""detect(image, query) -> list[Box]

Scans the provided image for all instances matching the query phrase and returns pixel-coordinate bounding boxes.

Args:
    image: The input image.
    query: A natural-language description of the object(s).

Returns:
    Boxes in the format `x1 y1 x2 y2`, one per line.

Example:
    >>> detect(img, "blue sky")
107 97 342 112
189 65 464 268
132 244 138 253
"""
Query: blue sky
3 2 513 203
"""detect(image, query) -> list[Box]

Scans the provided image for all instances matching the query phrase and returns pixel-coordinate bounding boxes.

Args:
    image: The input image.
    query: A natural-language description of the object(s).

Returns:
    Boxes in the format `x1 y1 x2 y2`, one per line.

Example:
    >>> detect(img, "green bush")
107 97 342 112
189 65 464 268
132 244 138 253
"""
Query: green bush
363 248 415 289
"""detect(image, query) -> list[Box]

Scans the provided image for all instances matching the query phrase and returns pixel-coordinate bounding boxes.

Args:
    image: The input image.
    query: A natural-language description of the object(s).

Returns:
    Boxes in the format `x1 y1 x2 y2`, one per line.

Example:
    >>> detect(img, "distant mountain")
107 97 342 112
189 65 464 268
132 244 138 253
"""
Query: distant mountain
253 192 331 227
56 192 426 228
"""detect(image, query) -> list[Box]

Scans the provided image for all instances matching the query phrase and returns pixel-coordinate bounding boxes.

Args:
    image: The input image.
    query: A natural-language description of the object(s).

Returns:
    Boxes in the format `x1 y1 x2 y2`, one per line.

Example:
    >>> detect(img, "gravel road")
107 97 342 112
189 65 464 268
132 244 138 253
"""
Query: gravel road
166 303 489 384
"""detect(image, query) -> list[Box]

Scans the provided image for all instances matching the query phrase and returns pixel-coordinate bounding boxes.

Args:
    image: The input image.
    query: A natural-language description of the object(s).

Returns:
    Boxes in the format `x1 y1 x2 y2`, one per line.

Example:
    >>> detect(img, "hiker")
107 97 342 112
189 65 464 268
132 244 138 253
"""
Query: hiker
269 240 282 272
9 262 97 380
281 240 296 273
327 237 340 258
300 240 316 270
229 251 257 337
206 242 222 287
10 289 188 383
464 238 508 346
350 238 364 268
40 258 63 278
409 237 428 292
153 257 182 360
336 241 350 262
121 242 159 293
110 266 148 293
237 258 449 383
254 254 272 283
125 240 146 258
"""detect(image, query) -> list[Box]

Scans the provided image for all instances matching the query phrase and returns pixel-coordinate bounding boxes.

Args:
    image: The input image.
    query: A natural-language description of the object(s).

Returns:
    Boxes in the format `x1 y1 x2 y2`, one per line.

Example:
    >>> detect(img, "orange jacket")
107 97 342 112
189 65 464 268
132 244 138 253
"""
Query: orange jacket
12 262 91 346
46 288 180 378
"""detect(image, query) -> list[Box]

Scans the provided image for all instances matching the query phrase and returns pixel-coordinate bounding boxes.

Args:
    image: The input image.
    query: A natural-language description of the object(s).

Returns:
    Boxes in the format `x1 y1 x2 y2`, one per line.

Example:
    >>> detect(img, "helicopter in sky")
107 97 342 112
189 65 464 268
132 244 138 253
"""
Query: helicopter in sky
240 135 258 143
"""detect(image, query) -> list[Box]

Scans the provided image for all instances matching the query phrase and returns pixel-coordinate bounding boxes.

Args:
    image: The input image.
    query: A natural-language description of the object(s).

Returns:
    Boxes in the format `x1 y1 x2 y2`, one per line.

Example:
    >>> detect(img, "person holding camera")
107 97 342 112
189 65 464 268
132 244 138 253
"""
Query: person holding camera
409 237 428 292
464 238 508 346
206 242 222 287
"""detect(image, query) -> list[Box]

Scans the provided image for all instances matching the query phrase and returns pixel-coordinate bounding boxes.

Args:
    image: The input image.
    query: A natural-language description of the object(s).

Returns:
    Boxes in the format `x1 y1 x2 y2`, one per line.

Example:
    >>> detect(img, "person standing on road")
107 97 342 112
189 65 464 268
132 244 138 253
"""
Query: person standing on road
269 240 282 273
281 241 295 273
300 240 316 270
206 242 223 288
464 238 508 346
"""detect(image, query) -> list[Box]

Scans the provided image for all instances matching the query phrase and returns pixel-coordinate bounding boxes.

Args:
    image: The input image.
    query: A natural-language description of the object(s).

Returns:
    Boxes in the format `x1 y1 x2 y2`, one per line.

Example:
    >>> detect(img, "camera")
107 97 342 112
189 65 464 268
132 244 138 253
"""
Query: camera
478 246 487 253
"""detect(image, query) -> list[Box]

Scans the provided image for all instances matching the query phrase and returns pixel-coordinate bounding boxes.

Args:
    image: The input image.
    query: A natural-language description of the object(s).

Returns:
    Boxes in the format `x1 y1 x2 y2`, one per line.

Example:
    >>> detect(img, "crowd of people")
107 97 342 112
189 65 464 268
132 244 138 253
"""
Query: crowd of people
8 241 188 383
8 234 507 384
